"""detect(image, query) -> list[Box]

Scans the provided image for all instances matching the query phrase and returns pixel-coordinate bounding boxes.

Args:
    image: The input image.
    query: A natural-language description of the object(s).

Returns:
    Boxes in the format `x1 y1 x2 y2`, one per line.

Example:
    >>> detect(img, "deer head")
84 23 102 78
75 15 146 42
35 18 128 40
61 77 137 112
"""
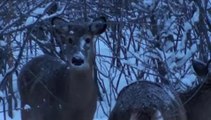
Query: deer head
109 81 187 120
51 16 107 70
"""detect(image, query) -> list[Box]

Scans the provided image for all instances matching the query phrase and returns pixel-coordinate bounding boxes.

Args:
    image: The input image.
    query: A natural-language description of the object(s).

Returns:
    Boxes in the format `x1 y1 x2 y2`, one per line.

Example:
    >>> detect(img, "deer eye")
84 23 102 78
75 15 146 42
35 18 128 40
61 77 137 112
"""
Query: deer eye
85 38 91 44
68 38 73 44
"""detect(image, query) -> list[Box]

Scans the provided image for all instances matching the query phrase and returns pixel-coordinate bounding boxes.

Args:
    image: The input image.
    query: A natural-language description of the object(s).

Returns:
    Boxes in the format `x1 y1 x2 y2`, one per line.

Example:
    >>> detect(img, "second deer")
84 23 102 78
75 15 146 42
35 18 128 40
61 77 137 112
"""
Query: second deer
18 17 107 120
180 59 211 120
109 81 187 120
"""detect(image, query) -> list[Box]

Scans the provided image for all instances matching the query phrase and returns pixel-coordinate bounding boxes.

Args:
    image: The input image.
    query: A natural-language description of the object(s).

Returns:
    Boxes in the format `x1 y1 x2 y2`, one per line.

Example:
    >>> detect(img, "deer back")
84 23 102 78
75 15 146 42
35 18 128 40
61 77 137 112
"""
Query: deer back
109 81 187 120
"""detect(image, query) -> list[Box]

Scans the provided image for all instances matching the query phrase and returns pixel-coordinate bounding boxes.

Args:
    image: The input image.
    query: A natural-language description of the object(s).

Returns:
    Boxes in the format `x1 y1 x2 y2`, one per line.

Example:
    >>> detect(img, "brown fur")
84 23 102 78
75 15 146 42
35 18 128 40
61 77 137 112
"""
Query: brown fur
180 60 211 120
109 81 187 120
18 17 107 120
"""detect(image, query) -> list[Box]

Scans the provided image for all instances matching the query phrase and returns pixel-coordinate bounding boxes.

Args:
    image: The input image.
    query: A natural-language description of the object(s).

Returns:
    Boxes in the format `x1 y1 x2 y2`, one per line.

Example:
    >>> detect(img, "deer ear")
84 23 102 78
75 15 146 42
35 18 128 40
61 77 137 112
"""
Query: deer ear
51 17 69 32
89 16 107 35
192 59 208 77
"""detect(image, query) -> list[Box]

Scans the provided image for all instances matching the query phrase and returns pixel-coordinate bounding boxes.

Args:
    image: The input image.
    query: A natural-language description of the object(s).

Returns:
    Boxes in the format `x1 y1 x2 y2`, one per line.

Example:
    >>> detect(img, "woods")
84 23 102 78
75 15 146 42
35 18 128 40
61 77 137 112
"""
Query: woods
0 0 210 119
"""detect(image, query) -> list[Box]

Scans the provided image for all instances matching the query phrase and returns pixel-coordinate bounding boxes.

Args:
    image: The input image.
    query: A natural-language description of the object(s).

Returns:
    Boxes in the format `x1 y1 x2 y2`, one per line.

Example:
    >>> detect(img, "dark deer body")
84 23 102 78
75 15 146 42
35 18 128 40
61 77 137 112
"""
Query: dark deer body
18 17 107 120
109 81 187 120
180 60 211 120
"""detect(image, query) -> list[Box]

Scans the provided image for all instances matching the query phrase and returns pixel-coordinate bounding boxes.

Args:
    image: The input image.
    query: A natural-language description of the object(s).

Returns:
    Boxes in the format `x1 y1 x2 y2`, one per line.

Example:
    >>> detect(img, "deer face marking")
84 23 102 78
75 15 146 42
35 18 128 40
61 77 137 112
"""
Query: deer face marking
52 17 107 70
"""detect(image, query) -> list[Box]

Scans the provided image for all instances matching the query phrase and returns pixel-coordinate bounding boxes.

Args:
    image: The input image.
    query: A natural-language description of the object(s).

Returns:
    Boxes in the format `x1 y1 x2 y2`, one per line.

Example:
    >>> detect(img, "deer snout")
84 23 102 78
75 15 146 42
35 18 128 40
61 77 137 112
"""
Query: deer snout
71 54 85 66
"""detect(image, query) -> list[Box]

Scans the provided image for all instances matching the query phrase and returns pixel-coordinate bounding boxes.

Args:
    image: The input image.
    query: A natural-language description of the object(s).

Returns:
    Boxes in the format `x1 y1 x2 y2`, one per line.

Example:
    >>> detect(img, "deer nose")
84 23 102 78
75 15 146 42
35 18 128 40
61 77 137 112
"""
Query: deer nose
72 56 84 66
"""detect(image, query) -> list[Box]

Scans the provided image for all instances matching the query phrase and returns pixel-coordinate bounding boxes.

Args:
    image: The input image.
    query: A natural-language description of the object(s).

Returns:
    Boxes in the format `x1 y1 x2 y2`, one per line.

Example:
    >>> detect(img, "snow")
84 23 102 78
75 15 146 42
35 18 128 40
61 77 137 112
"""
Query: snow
179 0 183 4
23 104 31 110
32 8 45 16
24 2 65 31
181 74 196 86
163 41 174 52
0 41 7 47
0 110 21 120
94 118 107 120
0 91 4 98
143 0 153 6
190 2 199 24
25 17 37 26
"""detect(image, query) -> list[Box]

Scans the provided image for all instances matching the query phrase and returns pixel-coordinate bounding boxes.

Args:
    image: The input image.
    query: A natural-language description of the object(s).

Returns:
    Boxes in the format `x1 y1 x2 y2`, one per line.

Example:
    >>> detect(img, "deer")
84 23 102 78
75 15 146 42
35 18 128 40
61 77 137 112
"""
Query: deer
180 59 211 120
18 16 107 120
108 81 187 120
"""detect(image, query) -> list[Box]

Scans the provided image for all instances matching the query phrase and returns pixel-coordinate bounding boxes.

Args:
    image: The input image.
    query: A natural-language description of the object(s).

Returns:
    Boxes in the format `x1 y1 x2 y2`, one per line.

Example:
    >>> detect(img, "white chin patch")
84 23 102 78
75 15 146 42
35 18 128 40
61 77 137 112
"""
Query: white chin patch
152 110 164 120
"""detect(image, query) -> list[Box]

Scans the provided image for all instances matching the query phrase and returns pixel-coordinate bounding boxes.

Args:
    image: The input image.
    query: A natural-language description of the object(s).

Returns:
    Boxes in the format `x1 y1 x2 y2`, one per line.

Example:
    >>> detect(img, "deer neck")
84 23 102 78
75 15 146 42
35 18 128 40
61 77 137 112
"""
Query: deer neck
62 65 97 107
